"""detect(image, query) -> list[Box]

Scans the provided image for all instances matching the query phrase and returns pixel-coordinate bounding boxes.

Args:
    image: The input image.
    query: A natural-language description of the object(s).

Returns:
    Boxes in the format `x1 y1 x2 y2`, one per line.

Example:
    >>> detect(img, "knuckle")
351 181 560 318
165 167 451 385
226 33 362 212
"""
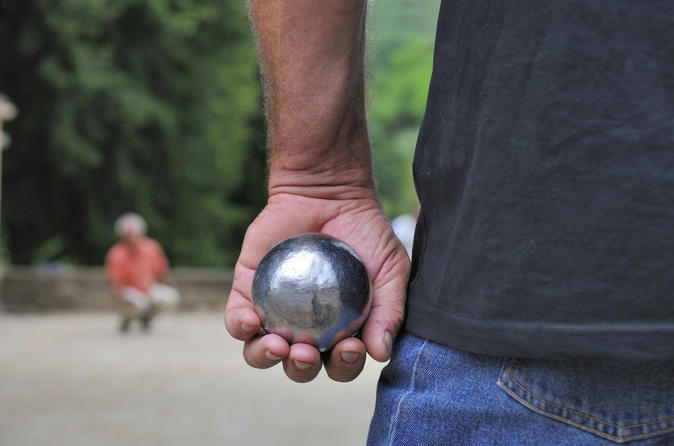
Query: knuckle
244 351 268 369
327 368 358 382
389 304 406 324
243 354 258 368
288 373 318 384
224 319 237 337
283 362 320 383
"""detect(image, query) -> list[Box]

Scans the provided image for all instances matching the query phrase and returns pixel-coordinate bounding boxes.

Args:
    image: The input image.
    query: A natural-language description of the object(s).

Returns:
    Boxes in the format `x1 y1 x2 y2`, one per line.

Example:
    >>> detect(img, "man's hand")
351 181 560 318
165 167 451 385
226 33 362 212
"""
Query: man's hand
225 187 410 383
226 0 409 383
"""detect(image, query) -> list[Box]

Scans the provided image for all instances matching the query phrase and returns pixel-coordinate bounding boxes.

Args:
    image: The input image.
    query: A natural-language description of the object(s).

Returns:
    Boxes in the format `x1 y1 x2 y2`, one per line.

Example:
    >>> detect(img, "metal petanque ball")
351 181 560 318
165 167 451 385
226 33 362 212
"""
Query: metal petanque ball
251 233 371 351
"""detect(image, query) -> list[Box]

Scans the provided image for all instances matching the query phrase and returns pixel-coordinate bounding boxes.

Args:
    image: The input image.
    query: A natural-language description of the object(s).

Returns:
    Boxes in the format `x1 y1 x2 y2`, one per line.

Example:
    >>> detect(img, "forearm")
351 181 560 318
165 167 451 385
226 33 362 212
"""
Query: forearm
250 0 373 196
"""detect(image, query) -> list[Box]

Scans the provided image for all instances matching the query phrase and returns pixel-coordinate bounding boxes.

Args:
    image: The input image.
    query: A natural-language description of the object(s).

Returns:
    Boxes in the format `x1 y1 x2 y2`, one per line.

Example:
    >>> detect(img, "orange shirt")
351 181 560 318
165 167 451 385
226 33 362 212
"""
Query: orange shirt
105 237 169 293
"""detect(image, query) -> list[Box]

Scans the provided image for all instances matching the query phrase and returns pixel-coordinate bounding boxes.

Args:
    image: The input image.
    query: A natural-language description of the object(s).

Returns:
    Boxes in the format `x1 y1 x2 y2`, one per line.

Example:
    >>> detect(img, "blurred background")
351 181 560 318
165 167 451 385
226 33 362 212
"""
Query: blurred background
0 0 439 444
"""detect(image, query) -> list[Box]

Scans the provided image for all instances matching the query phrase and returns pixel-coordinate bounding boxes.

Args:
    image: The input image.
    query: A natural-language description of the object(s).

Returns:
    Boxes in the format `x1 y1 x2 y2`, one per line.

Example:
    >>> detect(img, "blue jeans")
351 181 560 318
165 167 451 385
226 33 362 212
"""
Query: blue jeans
368 333 674 445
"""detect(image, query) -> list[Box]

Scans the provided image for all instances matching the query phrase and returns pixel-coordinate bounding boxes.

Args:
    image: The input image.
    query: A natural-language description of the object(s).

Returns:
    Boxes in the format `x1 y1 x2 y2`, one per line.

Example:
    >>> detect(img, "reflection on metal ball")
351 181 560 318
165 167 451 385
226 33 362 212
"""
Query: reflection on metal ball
251 233 371 351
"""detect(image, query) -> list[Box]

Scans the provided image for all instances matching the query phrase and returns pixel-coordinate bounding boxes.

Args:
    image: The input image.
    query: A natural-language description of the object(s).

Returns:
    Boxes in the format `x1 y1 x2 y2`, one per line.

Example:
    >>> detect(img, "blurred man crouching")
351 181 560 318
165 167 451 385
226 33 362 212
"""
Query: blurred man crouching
105 213 180 333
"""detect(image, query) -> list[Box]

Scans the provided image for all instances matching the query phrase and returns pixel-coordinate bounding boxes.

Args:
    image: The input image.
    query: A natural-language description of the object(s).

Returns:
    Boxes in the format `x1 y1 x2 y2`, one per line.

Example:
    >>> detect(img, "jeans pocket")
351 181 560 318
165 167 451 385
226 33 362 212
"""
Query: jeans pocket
497 358 674 444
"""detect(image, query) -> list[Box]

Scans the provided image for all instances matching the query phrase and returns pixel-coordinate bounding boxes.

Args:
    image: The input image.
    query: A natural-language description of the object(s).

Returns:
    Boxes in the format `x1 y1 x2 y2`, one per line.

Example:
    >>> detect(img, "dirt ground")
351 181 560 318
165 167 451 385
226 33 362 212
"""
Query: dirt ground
0 312 386 446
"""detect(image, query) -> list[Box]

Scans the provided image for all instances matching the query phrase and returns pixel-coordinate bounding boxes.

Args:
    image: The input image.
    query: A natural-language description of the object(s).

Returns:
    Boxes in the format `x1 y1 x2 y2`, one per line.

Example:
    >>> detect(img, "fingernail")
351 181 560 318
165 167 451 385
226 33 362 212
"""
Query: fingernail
340 351 360 363
384 331 393 356
241 322 252 333
293 359 313 370
265 351 282 361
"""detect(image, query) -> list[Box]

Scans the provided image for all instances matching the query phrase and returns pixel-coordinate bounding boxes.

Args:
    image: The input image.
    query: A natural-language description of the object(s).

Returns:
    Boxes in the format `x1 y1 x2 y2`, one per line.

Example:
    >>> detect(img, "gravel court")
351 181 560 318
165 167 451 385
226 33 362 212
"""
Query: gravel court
0 312 386 446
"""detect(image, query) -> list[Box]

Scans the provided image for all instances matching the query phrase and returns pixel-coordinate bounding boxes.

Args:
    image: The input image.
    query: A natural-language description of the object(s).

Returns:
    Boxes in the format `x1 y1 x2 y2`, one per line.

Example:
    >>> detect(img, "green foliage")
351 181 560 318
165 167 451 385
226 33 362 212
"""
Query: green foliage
1 0 265 266
367 0 441 69
367 0 440 216
0 0 438 266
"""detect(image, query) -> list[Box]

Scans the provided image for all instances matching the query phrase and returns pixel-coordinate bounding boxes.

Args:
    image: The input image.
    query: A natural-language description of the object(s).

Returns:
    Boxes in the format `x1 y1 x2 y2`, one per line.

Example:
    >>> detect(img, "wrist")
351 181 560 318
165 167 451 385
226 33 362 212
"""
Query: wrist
268 124 376 200
269 99 370 168
268 166 376 201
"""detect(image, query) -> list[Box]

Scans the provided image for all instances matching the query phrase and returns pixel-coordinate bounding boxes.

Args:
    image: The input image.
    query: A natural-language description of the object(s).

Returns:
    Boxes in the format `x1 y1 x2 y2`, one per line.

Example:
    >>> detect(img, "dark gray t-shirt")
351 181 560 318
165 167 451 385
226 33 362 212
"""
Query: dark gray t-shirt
405 0 674 360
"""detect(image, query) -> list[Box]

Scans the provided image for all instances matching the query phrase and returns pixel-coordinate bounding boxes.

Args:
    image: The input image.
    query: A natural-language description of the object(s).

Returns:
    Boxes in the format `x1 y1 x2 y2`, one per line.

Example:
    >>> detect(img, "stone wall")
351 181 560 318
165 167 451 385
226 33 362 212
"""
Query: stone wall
0 266 233 312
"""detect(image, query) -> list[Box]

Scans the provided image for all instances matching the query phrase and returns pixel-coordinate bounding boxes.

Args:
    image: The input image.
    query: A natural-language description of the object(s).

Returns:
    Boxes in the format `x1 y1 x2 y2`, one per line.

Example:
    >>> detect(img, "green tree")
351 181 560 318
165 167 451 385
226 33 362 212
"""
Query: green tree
367 0 439 217
1 0 265 266
368 37 435 217
0 0 438 266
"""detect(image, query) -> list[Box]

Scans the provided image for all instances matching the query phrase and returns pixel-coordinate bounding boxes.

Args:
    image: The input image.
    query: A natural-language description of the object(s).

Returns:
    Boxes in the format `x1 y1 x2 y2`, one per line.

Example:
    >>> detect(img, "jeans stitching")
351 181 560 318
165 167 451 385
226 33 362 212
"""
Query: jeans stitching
510 373 674 430
386 339 428 446
499 360 674 442
496 357 509 382
507 362 674 429
498 380 674 443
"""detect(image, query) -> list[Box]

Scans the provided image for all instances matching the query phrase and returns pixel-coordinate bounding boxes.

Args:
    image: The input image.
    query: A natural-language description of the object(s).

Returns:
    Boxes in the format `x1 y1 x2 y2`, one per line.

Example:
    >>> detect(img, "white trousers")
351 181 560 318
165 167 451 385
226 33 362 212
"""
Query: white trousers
118 284 180 318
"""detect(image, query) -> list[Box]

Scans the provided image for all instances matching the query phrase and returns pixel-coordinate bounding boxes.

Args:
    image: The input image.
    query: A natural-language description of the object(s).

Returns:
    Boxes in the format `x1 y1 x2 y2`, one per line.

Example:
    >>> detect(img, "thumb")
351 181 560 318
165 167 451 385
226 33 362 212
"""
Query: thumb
224 261 262 340
360 251 410 362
